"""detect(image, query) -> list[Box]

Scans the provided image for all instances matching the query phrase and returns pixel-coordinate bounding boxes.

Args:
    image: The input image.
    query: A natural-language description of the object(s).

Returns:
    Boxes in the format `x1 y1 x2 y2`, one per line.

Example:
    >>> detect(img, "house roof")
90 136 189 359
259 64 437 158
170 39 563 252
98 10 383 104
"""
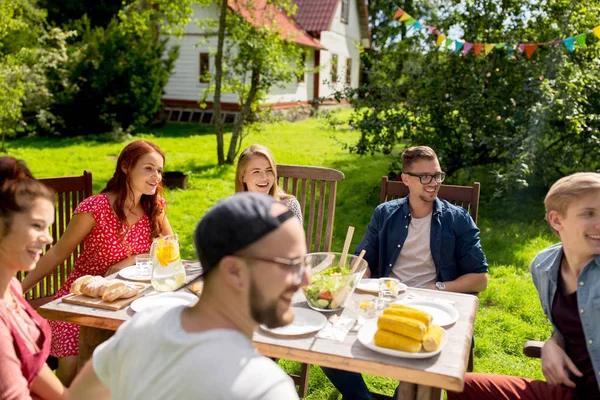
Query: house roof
227 0 325 50
292 0 371 47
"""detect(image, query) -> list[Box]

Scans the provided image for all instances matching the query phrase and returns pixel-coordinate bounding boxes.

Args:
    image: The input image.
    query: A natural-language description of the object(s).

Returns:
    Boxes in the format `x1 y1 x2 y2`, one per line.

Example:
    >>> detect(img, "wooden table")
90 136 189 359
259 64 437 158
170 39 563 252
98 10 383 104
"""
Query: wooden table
38 288 478 400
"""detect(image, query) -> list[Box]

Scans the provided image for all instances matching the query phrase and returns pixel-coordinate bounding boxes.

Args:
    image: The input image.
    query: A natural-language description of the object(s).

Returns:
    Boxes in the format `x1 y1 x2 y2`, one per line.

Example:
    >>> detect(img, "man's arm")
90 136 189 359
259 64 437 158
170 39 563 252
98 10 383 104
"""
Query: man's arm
427 272 488 293
541 331 582 388
68 360 110 400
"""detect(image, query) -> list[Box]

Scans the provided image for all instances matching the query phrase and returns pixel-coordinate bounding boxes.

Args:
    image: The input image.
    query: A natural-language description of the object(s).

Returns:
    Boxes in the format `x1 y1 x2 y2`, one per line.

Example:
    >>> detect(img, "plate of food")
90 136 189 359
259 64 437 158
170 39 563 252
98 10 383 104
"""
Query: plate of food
260 307 328 336
130 292 198 313
394 299 458 328
118 265 151 282
356 278 407 294
357 319 447 359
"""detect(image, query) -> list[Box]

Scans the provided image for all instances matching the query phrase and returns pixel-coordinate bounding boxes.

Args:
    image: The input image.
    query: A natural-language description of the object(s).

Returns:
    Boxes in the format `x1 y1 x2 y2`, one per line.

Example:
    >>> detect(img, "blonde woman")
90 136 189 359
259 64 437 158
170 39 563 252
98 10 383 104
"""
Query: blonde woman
235 145 302 223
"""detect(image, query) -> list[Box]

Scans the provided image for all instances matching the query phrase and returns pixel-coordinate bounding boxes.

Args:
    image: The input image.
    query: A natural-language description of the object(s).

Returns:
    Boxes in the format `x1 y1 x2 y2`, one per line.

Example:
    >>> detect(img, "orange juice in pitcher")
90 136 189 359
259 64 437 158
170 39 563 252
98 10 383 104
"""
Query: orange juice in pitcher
150 234 186 291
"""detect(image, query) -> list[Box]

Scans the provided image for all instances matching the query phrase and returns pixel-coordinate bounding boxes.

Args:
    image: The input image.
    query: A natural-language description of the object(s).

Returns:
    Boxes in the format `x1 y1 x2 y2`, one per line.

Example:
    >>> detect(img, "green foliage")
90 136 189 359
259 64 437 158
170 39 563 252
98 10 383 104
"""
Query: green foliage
334 0 600 193
45 18 179 136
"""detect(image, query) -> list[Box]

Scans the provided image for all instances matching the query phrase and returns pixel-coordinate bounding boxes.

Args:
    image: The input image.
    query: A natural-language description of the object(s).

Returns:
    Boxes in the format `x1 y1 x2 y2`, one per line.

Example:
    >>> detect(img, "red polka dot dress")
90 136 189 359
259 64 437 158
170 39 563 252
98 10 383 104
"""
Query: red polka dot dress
49 193 165 358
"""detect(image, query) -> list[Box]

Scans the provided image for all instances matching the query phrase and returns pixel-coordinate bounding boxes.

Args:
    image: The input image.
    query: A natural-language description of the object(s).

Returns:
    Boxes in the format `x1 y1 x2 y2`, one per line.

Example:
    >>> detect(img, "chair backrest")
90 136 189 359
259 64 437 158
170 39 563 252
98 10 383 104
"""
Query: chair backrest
18 171 93 308
277 164 344 252
380 176 481 223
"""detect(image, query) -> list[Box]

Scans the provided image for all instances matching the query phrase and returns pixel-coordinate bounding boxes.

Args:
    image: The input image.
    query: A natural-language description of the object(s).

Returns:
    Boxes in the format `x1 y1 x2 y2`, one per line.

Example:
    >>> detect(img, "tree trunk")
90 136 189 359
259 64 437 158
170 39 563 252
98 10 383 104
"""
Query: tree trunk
213 0 228 165
226 65 260 164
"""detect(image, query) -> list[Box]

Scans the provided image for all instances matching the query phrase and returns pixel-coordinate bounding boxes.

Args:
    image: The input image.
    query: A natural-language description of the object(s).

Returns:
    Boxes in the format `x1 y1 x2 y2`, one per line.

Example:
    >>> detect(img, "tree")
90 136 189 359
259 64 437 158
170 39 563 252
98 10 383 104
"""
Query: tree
202 0 304 165
330 0 600 192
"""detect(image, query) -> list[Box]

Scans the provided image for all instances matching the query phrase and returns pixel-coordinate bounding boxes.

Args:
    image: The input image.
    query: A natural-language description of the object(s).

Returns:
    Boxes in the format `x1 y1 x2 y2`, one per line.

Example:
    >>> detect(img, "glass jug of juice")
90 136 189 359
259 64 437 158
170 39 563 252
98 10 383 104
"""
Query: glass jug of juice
150 234 186 291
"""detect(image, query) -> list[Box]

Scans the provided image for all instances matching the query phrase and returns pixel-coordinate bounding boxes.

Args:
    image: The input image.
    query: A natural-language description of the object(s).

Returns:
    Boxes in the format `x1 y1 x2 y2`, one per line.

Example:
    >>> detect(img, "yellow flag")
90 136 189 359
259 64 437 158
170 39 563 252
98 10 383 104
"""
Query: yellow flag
593 26 600 39
437 35 446 47
399 14 411 22
484 44 495 55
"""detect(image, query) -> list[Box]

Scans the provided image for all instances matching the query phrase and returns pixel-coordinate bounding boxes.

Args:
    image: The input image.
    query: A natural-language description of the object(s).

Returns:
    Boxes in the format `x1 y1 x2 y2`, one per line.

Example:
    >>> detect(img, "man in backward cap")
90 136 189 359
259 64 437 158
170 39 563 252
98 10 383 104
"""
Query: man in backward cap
69 193 308 400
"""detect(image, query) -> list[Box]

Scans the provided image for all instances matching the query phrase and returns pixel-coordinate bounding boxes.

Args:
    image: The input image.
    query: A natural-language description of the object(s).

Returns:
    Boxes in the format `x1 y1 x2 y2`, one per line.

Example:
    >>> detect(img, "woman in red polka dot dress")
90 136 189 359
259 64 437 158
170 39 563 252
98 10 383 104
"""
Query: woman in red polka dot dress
22 140 173 385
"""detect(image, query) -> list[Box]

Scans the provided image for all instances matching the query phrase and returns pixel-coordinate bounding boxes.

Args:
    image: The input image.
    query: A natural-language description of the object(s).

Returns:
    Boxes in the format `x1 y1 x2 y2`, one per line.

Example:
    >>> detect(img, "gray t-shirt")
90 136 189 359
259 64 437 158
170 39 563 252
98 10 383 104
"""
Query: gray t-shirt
93 306 299 400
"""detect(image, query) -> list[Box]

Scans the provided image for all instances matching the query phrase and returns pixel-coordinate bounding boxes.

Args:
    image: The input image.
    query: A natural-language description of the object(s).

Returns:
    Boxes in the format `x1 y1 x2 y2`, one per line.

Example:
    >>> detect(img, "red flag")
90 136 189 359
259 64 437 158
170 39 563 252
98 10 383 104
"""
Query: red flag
524 44 537 59
394 9 406 19
473 44 484 56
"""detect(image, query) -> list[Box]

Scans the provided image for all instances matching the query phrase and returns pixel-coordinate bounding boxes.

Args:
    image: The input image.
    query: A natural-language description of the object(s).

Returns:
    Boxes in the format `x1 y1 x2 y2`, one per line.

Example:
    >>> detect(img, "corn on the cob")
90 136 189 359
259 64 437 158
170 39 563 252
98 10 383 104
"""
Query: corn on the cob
374 329 422 353
422 325 444 352
384 304 433 327
377 314 427 341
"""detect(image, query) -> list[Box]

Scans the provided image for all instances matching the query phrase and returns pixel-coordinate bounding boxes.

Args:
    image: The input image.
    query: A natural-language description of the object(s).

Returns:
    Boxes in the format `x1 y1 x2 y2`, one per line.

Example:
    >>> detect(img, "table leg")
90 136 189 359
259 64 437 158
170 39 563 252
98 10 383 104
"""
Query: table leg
396 382 442 400
78 326 115 371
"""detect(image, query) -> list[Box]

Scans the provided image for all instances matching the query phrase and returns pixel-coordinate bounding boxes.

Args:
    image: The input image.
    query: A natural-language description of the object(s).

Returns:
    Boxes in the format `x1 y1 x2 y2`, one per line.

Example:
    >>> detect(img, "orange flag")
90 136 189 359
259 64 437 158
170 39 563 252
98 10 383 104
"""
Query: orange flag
593 26 600 39
524 44 537 59
473 44 484 56
394 9 406 19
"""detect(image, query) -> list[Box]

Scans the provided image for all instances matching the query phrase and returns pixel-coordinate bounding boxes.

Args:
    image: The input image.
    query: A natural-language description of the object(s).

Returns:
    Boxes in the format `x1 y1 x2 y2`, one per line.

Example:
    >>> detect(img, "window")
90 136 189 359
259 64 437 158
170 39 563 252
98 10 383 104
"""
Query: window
341 0 349 24
331 54 338 83
199 53 210 83
297 52 306 83
345 58 352 85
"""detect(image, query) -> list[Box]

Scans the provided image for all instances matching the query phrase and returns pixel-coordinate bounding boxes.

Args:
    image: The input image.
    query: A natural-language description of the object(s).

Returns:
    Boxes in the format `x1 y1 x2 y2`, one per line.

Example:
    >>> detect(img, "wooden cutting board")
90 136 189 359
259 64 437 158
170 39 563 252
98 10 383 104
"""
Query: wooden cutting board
62 284 150 311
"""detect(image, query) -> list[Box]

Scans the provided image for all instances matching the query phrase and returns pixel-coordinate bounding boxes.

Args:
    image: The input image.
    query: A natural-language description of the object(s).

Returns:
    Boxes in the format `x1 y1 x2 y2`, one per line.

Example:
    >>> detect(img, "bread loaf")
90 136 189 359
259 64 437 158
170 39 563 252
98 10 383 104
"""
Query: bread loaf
79 277 107 297
70 275 94 295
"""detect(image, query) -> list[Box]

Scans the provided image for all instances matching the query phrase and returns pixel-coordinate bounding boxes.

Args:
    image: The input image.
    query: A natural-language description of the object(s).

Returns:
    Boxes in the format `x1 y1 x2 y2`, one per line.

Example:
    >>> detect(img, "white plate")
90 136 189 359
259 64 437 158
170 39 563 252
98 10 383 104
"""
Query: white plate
357 320 447 359
261 307 327 336
118 265 151 282
394 299 459 328
356 279 407 294
130 292 198 313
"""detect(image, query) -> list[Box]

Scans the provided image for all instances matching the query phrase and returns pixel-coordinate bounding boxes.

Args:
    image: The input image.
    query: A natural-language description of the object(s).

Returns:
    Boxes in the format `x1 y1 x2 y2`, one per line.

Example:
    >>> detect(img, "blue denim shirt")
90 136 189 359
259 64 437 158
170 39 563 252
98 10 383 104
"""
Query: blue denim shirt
355 196 488 281
529 244 600 392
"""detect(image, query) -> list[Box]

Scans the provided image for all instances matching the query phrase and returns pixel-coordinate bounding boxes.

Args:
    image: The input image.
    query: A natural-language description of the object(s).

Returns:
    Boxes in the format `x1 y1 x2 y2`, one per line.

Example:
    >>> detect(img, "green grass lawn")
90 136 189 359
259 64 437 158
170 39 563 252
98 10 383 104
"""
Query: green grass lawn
5 111 558 398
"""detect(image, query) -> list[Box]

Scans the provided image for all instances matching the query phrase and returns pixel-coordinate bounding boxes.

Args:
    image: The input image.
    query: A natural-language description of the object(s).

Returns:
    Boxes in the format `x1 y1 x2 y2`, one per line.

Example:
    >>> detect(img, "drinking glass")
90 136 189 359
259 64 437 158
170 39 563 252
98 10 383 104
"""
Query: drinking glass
378 277 401 305
135 253 152 271
356 299 377 325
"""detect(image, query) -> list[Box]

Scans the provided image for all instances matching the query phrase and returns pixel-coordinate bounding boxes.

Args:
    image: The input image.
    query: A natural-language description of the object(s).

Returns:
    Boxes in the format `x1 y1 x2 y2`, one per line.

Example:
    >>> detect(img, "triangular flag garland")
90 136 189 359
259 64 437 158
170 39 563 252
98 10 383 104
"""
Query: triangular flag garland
394 8 600 59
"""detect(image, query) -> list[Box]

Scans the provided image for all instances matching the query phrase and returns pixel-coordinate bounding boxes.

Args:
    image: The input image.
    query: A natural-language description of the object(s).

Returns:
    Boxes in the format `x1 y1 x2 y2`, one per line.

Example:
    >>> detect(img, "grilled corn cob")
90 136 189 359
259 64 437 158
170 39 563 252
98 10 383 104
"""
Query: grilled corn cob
374 329 422 353
377 314 427 341
422 325 444 352
384 304 433 327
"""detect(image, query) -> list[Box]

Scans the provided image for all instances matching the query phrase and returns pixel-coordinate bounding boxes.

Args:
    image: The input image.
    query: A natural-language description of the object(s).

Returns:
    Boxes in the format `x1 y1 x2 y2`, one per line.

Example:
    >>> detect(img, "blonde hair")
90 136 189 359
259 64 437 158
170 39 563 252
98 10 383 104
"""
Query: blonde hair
235 144 292 201
545 172 600 227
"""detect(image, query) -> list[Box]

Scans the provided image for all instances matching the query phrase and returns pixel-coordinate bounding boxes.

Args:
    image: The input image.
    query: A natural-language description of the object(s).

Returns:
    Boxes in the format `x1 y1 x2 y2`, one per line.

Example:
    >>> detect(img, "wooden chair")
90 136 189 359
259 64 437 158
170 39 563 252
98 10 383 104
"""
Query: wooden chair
277 164 345 398
380 176 481 375
17 171 93 309
380 176 481 224
523 341 544 358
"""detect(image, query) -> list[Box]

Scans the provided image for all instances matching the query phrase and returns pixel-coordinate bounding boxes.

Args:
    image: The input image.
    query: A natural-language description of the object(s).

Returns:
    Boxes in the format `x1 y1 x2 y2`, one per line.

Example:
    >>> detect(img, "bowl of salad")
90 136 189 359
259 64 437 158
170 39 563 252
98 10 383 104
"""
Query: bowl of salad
304 252 369 312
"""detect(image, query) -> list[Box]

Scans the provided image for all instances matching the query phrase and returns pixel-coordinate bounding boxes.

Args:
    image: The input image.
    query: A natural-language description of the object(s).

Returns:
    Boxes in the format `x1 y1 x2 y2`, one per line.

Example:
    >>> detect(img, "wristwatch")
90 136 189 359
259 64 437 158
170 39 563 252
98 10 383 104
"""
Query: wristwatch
435 281 446 291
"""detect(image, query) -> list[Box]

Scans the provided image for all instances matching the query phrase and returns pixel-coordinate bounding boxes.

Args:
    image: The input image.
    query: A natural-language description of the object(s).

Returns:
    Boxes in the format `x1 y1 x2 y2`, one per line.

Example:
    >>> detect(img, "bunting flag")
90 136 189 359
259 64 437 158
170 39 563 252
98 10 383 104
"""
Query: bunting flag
437 34 447 47
454 40 464 53
563 37 575 52
393 7 600 59
575 33 587 48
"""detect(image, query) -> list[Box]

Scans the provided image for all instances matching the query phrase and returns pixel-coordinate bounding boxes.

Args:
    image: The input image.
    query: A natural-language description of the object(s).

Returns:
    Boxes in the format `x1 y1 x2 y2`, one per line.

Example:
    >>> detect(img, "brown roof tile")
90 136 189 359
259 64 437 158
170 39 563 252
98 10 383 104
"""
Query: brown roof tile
292 0 339 32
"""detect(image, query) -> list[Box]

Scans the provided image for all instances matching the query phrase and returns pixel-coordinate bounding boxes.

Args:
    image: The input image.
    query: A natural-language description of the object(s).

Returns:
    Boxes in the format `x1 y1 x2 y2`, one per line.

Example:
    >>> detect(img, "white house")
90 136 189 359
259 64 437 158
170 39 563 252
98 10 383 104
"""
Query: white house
161 0 370 122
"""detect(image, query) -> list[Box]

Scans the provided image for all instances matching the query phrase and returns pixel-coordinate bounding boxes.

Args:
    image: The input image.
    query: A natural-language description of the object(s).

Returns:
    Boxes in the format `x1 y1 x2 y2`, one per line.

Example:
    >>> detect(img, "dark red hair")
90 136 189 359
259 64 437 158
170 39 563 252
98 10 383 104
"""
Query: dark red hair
102 140 166 239
0 156 55 237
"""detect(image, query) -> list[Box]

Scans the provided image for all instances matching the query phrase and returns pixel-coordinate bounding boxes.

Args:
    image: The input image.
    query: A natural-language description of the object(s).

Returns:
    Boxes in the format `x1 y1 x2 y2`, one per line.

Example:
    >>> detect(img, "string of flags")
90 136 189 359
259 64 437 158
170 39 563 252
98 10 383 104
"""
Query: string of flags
393 8 600 59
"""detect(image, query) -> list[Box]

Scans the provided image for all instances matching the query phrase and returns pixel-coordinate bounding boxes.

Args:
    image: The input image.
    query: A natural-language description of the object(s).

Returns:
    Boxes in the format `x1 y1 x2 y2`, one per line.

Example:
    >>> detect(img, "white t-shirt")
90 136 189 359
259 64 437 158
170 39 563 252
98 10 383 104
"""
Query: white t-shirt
93 306 299 400
391 212 437 288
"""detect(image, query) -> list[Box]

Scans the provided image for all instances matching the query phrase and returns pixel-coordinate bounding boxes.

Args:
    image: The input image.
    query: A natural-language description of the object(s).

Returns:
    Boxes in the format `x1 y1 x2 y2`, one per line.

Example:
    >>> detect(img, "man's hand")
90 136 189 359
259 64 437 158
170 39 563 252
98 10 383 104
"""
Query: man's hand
541 334 583 388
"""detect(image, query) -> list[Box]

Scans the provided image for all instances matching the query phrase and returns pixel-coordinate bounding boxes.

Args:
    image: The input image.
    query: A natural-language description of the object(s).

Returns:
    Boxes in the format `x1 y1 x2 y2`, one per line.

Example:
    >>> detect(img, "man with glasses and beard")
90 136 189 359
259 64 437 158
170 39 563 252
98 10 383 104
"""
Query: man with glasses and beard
69 192 308 400
321 146 488 400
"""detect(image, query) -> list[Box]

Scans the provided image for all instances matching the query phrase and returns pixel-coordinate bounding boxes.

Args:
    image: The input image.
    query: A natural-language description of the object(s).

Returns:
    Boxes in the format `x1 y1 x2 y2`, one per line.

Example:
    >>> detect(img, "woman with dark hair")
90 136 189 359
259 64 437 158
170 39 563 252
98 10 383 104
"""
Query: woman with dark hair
0 156 67 399
22 140 173 385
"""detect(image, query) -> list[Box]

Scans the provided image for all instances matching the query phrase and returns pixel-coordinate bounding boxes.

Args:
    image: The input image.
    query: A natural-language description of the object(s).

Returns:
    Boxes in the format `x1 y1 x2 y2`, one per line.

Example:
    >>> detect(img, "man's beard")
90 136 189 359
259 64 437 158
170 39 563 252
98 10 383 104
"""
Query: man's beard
249 279 299 329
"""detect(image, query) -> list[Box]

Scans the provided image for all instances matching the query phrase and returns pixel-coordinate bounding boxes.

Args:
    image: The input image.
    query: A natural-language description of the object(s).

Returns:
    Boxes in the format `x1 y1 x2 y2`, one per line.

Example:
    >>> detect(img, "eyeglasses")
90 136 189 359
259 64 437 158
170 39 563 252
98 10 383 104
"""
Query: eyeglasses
239 255 309 284
404 172 446 185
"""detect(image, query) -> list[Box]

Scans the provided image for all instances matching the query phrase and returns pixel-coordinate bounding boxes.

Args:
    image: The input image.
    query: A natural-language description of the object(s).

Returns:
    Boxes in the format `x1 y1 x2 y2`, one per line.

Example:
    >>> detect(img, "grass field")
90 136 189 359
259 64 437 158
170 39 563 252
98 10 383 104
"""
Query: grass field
5 111 558 398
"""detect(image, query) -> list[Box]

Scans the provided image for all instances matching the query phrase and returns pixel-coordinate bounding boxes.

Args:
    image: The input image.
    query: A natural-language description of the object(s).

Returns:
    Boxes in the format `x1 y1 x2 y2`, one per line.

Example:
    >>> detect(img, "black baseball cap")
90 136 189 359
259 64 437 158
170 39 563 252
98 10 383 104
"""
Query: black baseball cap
193 192 295 273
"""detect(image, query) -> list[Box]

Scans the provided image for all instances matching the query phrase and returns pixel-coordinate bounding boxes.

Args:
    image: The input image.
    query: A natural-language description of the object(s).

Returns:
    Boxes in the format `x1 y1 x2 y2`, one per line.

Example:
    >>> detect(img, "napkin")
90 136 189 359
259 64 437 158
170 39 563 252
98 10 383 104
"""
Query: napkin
316 315 356 342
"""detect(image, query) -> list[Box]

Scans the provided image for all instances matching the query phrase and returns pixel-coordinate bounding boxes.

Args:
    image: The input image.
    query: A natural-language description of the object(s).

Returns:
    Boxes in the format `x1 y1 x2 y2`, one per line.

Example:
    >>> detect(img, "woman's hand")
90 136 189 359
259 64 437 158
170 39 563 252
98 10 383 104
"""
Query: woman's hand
104 255 137 276
541 333 582 388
